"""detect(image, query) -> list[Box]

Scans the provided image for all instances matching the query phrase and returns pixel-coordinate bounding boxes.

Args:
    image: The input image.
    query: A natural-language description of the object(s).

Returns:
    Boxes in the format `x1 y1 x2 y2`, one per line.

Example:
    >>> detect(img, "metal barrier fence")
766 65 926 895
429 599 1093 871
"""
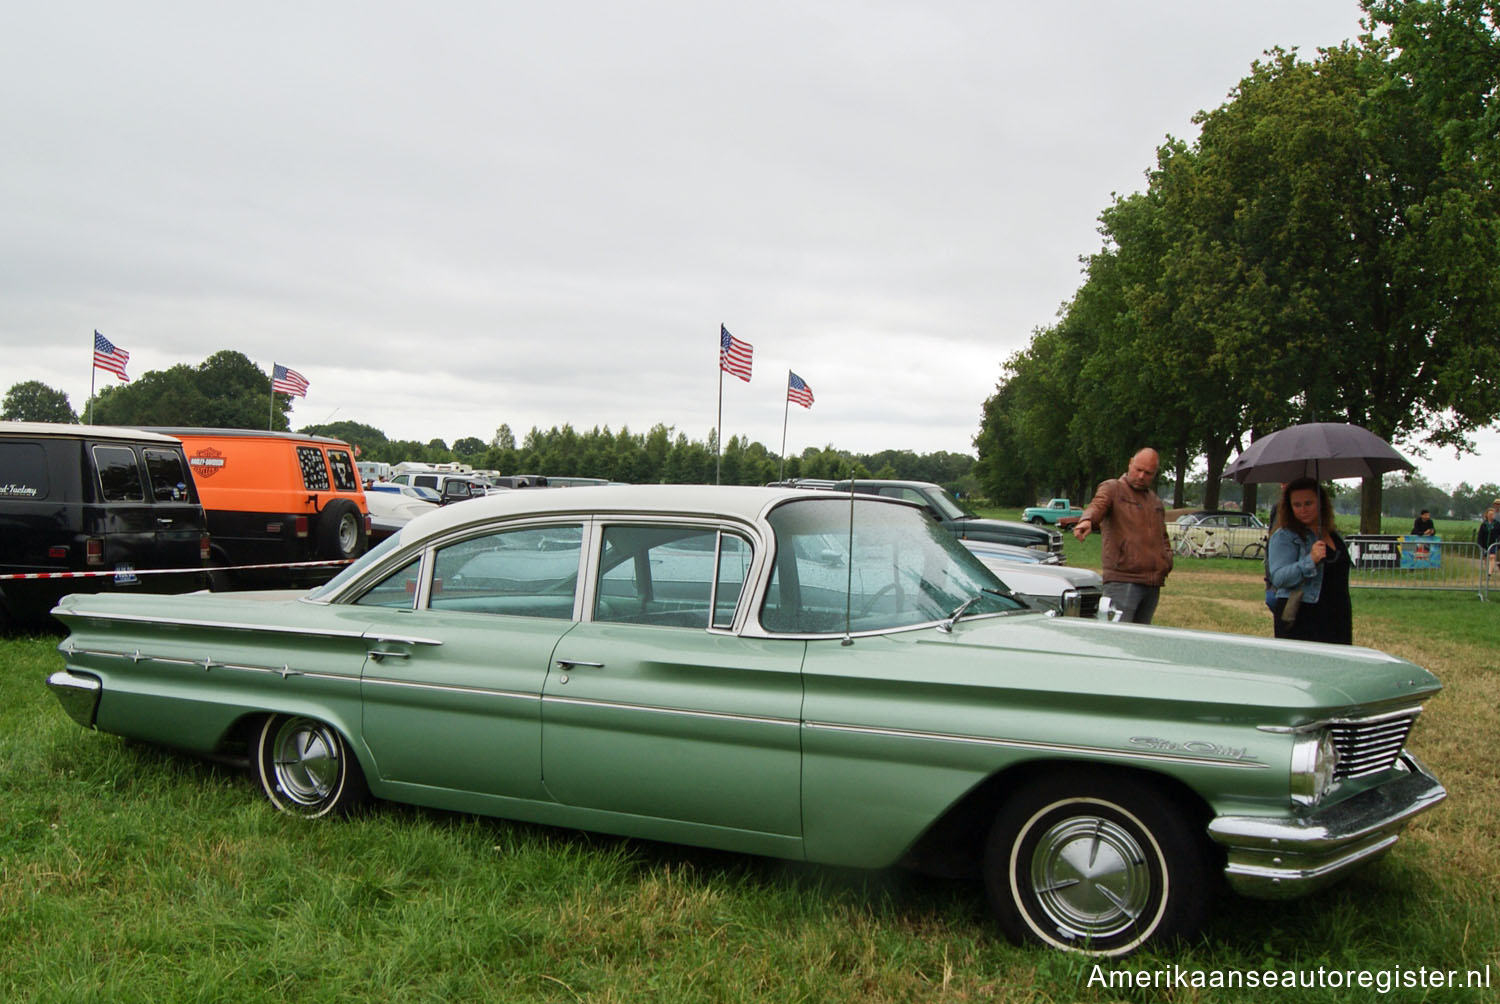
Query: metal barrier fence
1346 536 1491 601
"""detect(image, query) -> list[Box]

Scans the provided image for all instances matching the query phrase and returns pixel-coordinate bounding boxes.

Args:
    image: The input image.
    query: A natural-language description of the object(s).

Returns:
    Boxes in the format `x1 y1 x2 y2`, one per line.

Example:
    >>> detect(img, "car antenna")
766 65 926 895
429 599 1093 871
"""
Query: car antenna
843 468 855 646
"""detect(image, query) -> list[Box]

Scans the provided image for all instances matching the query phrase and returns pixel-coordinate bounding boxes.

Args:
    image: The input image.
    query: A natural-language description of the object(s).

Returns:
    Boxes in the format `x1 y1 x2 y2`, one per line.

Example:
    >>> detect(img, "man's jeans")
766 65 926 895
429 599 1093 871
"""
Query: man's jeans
1102 582 1161 624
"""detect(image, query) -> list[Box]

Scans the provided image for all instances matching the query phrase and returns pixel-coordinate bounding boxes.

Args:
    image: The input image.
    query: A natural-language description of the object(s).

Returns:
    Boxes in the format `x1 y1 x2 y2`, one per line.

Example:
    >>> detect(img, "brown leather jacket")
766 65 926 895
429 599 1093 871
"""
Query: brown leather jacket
1080 476 1173 587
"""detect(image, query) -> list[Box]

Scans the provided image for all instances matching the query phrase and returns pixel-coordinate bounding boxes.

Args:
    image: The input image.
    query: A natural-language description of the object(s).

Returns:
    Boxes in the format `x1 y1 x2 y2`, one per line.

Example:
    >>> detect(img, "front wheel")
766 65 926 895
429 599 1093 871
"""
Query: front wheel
254 714 368 818
1029 515 1045 525
984 770 1210 956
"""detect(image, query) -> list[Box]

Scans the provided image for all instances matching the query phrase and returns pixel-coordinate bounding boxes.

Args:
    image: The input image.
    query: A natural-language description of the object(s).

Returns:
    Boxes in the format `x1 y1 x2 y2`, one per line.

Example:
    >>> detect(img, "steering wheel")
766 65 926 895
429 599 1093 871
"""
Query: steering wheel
858 582 903 618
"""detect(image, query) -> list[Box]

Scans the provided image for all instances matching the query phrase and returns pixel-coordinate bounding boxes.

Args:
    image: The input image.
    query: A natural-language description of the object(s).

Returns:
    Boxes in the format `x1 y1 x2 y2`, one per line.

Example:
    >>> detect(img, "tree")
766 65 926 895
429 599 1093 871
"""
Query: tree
491 424 517 451
452 436 486 458
89 350 292 429
3 381 77 423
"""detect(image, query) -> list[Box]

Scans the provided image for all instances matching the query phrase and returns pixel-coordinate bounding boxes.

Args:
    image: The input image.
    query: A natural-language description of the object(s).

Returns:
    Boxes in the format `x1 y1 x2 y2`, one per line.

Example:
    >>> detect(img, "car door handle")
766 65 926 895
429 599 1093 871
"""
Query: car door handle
157 518 174 525
555 659 604 670
367 650 410 661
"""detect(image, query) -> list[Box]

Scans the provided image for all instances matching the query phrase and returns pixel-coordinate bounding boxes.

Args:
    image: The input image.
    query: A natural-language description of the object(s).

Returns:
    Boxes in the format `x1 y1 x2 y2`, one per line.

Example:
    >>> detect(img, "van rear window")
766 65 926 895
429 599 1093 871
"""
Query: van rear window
298 446 330 491
0 442 49 499
327 449 358 491
94 446 146 502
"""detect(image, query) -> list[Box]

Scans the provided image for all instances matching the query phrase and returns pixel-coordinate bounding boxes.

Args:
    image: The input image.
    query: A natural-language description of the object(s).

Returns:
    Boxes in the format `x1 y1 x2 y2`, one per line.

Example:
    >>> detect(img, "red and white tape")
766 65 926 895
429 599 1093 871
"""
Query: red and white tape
0 559 352 582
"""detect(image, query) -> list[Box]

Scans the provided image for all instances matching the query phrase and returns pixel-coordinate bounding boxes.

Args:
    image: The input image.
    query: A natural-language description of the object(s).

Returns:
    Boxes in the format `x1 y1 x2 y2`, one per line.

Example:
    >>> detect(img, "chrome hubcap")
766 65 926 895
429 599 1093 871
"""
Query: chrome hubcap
1029 815 1151 939
272 718 339 805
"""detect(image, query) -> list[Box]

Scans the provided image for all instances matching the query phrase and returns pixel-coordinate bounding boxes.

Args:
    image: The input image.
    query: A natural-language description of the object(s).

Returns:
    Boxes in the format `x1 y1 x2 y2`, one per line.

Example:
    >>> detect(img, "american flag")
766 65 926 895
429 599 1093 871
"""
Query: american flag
92 331 130 381
271 363 310 397
719 325 753 382
787 371 814 408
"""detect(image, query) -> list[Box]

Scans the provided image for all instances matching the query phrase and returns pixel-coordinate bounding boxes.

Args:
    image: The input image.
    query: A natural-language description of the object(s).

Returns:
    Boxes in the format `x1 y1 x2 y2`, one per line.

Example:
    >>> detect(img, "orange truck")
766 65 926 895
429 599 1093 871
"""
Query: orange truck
141 428 370 587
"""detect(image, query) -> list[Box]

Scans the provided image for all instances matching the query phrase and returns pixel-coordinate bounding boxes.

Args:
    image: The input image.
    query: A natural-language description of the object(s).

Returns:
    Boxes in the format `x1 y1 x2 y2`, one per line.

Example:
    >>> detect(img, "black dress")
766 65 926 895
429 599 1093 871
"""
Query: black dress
1278 532 1352 645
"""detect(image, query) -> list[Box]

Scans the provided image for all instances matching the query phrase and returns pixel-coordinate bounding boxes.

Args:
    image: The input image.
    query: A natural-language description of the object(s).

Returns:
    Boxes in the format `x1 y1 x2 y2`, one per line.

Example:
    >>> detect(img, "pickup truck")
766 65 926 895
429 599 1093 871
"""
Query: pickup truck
826 479 1065 558
1022 498 1084 526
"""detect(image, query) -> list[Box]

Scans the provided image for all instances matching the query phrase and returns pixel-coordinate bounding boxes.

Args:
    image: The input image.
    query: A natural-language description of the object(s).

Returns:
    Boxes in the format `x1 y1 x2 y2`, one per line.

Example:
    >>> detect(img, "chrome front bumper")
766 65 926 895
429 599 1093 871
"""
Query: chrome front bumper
1207 753 1446 899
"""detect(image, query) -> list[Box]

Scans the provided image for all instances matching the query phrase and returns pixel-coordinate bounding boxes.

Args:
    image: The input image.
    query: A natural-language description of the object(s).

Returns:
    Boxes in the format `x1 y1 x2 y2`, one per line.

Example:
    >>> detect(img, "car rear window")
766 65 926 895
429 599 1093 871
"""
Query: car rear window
93 445 146 502
0 442 49 500
297 446 330 491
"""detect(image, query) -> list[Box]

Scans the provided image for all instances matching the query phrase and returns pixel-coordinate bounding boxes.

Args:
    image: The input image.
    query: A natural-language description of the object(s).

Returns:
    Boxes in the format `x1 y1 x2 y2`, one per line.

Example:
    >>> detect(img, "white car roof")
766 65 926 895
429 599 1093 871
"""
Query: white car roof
393 483 843 539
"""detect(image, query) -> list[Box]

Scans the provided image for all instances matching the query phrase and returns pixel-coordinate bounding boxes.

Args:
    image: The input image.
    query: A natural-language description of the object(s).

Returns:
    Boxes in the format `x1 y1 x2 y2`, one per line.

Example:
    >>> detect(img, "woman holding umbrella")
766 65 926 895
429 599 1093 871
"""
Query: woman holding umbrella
1267 477 1352 645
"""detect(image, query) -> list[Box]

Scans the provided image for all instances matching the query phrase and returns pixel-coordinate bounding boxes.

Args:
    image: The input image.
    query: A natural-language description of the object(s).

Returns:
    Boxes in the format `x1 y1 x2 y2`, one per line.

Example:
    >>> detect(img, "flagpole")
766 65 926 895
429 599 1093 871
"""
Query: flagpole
268 363 274 431
779 370 791 482
87 333 97 425
715 356 724 486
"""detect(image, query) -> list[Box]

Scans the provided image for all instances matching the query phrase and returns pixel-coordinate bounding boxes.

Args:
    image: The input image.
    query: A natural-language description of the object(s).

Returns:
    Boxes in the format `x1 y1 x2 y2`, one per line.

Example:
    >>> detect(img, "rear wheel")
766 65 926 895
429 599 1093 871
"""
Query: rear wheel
983 770 1210 956
254 714 368 818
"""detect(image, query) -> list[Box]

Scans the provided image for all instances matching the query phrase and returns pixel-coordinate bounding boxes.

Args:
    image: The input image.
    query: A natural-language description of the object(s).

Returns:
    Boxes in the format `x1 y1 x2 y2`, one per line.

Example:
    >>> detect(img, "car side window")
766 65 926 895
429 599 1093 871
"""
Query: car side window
428 525 583 618
594 526 750 629
327 449 359 492
297 446 330 491
354 557 425 609
142 449 191 502
93 446 146 502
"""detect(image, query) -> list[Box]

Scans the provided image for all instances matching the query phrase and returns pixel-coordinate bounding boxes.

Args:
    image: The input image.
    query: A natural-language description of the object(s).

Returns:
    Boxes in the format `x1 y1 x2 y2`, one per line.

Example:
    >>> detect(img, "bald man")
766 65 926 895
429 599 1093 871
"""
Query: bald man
1072 448 1174 623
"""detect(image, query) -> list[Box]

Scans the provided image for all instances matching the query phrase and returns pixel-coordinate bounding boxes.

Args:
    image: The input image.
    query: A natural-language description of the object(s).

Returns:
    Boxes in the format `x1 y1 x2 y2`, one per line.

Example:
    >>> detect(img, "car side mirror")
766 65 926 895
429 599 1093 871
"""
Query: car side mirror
1096 596 1124 622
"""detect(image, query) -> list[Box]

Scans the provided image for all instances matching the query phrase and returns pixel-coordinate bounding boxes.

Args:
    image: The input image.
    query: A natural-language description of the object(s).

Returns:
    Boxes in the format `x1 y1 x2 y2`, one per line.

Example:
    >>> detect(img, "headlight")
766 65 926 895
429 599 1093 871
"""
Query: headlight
1289 730 1340 806
1059 587 1081 617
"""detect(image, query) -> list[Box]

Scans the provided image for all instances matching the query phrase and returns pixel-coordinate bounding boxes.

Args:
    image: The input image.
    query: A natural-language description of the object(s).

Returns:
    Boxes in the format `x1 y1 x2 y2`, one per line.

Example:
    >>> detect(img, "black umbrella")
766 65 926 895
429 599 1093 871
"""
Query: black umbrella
1221 422 1415 484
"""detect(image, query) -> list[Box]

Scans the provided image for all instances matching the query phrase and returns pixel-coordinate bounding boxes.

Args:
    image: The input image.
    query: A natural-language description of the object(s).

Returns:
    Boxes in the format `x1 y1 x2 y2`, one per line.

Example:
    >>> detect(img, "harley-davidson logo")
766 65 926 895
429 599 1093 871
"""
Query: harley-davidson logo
189 446 226 478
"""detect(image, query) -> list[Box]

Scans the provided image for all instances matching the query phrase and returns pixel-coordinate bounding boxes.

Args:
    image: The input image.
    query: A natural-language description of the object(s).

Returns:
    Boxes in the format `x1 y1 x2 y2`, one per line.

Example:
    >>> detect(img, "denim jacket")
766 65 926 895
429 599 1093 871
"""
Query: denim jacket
1267 527 1325 602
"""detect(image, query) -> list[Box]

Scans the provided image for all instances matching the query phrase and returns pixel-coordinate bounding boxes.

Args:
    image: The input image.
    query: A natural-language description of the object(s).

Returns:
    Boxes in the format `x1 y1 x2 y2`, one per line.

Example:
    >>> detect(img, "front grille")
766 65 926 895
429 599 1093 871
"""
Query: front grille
1329 709 1420 780
1077 587 1101 618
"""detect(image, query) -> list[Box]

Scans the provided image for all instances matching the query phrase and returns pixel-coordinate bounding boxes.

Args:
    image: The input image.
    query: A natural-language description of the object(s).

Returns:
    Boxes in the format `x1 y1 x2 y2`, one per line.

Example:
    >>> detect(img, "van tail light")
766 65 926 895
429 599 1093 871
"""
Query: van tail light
85 537 105 566
200 534 212 562
364 514 372 535
49 545 69 560
295 516 309 538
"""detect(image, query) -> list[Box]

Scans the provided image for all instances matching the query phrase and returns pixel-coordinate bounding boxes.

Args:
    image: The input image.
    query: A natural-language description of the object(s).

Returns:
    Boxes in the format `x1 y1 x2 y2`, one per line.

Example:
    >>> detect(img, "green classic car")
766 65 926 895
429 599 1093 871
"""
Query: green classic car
45 485 1445 956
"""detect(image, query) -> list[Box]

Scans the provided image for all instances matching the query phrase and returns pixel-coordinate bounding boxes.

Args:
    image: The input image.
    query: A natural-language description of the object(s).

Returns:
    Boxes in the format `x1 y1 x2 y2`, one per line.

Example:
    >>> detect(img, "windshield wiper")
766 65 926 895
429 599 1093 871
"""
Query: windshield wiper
939 594 983 633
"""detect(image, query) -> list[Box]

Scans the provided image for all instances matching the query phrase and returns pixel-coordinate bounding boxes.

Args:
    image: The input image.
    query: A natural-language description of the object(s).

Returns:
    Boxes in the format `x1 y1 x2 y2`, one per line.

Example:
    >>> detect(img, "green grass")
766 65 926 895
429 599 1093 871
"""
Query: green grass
4 554 1498 1002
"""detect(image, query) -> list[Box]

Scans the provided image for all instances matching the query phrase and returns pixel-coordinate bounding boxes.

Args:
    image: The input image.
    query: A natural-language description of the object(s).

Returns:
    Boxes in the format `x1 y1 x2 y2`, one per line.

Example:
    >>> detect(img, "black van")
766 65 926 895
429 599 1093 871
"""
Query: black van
0 422 210 628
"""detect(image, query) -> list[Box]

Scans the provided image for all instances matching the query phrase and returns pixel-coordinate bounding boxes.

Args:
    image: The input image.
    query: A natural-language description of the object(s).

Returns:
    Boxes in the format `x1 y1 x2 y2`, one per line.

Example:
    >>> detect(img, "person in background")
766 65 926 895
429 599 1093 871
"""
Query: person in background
1478 507 1499 577
1073 448 1173 623
1411 509 1436 536
1267 478 1352 645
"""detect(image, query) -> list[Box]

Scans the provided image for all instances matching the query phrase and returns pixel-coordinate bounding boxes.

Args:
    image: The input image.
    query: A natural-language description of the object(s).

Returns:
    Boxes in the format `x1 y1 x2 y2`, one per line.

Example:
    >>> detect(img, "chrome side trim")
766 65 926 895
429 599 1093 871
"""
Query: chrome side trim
361 677 540 702
803 720 1271 770
58 608 443 647
543 695 799 728
62 646 354 684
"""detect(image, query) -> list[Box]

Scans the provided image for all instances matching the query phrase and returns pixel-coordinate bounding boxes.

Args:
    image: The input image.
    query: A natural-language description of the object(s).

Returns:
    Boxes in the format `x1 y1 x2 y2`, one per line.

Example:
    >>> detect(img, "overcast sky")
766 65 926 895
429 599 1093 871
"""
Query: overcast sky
4 1 1495 489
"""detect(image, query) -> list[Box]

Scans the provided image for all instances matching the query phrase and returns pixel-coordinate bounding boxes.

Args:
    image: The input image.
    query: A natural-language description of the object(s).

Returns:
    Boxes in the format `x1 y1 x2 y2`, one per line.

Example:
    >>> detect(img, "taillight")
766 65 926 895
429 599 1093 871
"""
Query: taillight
49 545 69 560
295 515 309 538
200 534 211 561
364 514 372 534
85 537 105 566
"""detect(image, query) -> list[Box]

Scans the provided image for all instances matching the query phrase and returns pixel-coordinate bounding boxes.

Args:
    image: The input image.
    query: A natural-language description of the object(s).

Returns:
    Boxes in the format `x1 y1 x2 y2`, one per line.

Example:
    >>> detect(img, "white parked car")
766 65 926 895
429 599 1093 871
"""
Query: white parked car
363 483 438 542
960 540 1103 617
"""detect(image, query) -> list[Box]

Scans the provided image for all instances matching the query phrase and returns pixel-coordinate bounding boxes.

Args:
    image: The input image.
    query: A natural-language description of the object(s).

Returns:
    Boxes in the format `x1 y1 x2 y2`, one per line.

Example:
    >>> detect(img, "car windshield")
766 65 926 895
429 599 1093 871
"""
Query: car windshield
924 486 971 520
761 498 1026 634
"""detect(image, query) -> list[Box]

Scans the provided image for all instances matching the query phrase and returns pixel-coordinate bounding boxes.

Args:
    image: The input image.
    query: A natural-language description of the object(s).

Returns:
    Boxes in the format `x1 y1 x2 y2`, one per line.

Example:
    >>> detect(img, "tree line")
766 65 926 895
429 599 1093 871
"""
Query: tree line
1 360 978 493
975 1 1500 532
